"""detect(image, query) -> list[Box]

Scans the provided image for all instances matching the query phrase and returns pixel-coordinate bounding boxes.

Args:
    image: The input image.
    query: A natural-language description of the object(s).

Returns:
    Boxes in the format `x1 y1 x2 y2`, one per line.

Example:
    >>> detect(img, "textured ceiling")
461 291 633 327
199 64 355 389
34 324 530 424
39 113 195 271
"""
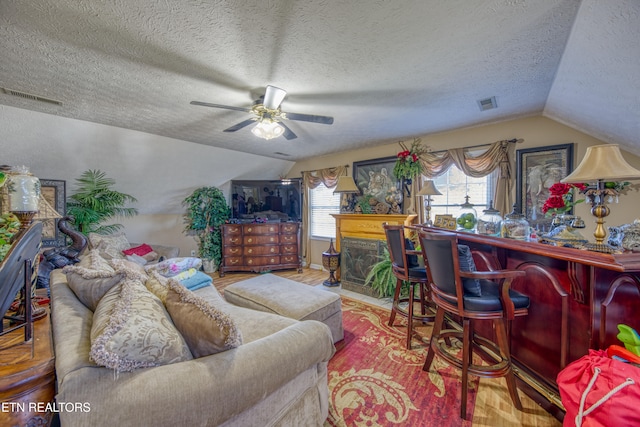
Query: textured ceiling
0 0 637 161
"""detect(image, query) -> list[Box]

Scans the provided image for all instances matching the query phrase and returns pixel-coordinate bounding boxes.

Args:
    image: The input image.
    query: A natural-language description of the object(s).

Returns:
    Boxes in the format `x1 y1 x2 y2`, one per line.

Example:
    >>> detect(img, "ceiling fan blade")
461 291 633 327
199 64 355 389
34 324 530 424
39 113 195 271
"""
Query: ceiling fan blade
263 85 287 110
190 100 252 113
279 122 297 140
223 118 256 132
284 112 334 125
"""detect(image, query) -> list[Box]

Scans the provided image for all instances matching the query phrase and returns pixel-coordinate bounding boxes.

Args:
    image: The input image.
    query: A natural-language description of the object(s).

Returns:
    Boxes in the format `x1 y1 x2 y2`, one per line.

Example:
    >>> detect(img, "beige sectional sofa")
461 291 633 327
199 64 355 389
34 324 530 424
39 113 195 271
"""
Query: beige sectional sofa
49 266 336 426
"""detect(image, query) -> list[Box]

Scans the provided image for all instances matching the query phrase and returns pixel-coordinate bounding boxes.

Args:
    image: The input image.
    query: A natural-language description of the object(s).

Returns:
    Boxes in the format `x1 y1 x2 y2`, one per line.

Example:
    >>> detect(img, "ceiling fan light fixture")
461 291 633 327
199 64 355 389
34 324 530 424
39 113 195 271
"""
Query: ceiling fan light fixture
251 120 284 140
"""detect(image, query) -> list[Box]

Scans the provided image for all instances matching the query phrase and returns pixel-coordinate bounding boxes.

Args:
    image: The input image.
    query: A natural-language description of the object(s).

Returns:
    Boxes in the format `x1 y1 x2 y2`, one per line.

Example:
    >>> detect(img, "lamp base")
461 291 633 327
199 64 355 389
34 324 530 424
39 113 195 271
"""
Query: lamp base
323 272 340 287
13 211 37 229
584 242 617 254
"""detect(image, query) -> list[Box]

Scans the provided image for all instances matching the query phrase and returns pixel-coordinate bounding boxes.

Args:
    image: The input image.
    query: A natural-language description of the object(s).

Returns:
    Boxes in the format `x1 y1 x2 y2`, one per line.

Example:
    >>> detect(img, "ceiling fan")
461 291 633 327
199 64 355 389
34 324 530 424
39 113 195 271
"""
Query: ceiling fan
190 85 334 140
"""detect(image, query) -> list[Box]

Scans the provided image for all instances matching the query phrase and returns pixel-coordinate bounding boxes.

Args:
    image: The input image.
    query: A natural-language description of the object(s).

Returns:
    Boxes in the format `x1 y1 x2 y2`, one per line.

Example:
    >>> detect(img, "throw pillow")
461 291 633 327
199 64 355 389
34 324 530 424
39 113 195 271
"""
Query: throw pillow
457 244 482 297
109 258 149 282
164 279 242 358
90 278 193 373
126 253 148 266
122 243 154 257
142 251 159 262
88 232 130 259
145 257 203 277
145 271 169 303
405 238 420 268
63 250 123 311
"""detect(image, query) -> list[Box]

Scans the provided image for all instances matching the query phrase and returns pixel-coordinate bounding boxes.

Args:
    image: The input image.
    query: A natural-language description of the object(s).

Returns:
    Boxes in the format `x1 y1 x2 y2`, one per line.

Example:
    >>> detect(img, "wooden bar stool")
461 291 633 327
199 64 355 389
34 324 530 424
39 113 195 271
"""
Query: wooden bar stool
418 229 530 419
383 224 435 349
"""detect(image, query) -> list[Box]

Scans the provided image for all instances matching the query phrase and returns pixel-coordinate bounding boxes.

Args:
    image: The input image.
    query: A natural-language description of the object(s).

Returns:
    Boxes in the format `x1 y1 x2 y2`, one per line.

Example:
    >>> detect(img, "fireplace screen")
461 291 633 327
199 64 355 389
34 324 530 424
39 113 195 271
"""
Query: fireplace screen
340 237 385 297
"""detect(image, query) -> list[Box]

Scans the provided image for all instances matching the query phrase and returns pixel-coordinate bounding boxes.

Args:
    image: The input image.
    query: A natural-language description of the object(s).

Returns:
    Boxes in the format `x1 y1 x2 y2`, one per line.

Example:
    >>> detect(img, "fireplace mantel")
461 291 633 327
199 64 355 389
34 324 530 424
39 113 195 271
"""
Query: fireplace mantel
331 213 417 281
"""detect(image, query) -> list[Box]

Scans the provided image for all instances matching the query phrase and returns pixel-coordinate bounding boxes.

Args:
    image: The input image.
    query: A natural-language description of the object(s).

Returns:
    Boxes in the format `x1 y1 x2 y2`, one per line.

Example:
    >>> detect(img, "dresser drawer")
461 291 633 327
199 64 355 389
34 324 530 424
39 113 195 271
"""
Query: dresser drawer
281 254 299 264
244 245 279 256
280 244 298 254
223 257 243 267
280 223 299 234
243 234 279 245
244 224 279 235
223 225 242 235
245 256 280 266
223 235 242 245
280 234 297 244
223 246 242 256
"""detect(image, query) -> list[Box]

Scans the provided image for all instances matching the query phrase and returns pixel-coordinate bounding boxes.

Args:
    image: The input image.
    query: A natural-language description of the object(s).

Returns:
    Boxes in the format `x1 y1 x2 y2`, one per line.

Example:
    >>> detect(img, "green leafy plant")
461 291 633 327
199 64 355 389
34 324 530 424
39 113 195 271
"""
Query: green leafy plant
66 170 138 235
364 248 399 298
356 194 375 214
182 187 230 265
393 138 426 180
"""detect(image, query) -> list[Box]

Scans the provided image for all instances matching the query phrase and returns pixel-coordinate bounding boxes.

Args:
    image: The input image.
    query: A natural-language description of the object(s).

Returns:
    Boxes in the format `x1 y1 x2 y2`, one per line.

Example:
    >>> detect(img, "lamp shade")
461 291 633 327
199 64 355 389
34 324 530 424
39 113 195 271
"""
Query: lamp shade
562 144 640 183
251 120 284 140
333 176 359 194
35 194 62 220
417 180 442 196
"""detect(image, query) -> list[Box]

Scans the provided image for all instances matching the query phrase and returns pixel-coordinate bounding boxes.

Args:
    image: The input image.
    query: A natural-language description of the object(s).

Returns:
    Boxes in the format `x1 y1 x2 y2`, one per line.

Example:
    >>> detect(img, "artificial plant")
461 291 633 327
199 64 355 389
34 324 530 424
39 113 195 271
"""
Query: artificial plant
182 186 230 266
66 169 138 235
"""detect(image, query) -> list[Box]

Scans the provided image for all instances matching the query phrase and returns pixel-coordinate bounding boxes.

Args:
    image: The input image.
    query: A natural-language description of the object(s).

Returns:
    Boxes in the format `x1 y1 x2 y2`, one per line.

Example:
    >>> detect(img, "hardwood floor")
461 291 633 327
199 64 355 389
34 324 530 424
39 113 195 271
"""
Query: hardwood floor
212 268 562 427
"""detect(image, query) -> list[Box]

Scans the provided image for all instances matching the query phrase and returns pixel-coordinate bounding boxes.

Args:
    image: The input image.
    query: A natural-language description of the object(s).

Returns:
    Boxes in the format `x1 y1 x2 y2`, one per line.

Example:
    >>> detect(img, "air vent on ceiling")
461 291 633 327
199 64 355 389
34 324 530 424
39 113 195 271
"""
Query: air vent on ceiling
477 96 497 111
273 152 291 157
1 87 62 106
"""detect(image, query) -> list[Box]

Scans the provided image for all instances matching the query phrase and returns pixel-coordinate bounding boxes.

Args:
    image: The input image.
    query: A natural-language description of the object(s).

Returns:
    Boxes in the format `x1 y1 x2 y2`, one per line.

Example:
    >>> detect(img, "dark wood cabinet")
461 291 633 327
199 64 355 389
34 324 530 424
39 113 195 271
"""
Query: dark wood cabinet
219 222 302 276
447 230 640 414
0 309 55 427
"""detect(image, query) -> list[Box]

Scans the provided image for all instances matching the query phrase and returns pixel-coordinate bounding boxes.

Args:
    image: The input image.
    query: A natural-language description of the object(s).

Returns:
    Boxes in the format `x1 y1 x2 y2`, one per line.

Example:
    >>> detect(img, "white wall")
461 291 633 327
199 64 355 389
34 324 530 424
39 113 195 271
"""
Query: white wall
1 105 294 255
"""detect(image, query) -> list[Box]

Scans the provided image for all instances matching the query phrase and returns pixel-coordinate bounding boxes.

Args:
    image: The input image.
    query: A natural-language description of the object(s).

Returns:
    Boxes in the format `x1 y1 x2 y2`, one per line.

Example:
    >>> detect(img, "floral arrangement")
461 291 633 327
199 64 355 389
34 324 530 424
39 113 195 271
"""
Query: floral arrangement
541 182 587 216
393 139 426 180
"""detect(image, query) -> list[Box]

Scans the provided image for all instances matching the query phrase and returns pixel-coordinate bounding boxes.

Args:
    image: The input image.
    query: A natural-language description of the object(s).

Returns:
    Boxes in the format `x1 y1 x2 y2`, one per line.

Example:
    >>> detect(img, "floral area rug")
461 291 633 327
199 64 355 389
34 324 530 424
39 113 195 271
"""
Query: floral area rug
325 297 477 427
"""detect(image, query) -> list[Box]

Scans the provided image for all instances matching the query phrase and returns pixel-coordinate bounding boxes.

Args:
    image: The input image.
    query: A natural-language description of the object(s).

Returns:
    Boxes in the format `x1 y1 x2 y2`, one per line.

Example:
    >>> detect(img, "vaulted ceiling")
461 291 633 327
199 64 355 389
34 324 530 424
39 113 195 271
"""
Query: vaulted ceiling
0 1 638 161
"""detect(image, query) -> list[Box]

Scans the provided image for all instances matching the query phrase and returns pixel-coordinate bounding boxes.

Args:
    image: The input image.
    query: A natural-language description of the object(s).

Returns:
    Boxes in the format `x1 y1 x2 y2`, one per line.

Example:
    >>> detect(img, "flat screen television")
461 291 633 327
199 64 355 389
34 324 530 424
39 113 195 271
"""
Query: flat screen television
230 178 302 222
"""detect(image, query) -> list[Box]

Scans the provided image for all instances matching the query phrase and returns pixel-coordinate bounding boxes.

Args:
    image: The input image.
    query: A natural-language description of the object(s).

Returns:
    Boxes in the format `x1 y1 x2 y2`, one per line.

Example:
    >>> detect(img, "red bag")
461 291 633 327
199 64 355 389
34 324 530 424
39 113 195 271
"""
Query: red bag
557 349 639 427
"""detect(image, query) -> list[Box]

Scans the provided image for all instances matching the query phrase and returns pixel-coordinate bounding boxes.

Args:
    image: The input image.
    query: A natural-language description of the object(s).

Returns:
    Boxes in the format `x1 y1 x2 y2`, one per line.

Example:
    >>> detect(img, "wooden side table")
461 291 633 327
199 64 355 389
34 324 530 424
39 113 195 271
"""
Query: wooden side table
0 309 56 427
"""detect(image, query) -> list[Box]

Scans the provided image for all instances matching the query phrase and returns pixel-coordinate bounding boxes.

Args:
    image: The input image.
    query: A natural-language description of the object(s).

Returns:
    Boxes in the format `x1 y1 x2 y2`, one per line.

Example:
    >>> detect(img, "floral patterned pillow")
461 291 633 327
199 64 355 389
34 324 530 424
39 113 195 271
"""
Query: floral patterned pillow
90 278 193 372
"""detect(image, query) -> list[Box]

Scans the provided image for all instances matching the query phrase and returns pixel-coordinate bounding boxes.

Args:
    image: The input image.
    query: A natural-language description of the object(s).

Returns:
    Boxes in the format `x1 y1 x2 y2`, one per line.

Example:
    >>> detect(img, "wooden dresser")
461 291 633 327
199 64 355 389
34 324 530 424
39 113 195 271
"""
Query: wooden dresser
219 222 302 276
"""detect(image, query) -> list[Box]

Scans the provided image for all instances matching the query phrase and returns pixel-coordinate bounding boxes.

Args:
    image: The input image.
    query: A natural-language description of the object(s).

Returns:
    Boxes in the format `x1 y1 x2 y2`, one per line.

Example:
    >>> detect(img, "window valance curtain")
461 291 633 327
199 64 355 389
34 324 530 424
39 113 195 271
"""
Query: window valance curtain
301 165 348 266
418 139 521 215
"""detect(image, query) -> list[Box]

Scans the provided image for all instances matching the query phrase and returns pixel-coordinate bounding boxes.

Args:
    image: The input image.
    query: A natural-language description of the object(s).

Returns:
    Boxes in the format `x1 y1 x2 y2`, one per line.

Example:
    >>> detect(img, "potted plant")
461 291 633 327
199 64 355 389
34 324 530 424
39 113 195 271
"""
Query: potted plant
364 248 401 298
183 186 230 272
66 169 138 235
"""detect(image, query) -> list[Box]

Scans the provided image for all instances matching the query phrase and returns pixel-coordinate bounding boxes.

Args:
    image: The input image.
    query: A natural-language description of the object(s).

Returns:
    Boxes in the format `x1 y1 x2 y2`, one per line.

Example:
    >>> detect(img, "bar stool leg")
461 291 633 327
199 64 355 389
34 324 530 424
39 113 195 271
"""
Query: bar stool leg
495 318 523 411
406 283 415 349
423 306 445 372
388 278 402 326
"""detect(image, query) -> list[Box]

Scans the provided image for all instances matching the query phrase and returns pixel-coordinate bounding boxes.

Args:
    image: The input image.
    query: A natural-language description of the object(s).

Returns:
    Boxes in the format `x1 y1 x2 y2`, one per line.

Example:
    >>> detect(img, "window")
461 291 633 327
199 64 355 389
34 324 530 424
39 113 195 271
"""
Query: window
310 183 340 238
428 166 497 218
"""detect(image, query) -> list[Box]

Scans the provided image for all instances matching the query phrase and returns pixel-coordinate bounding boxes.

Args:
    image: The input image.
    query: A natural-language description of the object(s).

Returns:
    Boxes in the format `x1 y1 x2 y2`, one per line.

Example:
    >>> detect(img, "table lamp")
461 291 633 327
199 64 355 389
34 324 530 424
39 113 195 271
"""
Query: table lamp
7 167 41 229
561 144 640 253
417 180 442 226
333 175 360 213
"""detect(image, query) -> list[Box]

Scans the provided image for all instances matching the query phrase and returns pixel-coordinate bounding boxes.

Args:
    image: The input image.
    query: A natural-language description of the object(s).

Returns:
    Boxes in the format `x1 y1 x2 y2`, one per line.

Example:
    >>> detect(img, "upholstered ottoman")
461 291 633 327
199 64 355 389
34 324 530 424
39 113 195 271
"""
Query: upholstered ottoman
224 274 344 343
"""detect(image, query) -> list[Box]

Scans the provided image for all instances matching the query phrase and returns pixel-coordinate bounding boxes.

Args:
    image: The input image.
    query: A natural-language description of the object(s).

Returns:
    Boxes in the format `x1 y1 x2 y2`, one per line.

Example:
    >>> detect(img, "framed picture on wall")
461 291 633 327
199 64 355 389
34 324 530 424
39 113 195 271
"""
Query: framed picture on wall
516 143 573 231
40 179 66 247
353 156 404 213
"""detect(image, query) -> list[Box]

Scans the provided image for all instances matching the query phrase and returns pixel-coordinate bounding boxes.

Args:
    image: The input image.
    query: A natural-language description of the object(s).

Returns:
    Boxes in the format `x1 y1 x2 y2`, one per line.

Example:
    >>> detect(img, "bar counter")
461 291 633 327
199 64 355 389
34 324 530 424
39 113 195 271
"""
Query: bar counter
427 229 640 414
